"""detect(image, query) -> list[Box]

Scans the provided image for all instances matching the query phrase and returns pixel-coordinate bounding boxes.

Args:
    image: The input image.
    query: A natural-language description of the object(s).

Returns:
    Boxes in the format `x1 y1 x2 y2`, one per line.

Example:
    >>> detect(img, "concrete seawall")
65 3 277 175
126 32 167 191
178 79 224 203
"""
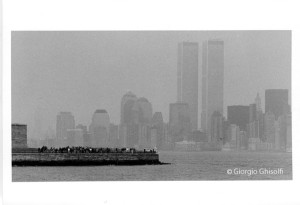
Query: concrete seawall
12 152 161 166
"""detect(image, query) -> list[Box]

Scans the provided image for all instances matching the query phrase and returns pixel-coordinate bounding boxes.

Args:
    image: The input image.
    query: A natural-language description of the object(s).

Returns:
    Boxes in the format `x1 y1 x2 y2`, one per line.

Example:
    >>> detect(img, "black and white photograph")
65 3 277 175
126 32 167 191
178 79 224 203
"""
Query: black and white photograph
2 1 300 205
11 31 292 181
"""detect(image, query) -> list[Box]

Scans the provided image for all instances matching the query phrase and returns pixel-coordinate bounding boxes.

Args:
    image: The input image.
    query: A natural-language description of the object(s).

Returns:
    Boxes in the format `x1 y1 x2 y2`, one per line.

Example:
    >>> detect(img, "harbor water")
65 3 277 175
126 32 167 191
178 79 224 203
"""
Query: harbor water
12 151 292 181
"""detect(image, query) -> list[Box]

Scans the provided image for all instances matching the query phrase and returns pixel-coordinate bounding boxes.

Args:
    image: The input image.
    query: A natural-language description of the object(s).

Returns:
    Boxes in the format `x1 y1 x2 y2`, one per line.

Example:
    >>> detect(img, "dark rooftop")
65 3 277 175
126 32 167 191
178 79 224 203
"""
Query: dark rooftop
12 123 27 126
95 109 108 114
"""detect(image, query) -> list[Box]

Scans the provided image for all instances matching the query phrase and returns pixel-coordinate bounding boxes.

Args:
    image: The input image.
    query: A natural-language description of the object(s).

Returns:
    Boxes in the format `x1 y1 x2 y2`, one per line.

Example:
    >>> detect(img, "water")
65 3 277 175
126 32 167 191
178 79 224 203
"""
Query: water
12 151 292 181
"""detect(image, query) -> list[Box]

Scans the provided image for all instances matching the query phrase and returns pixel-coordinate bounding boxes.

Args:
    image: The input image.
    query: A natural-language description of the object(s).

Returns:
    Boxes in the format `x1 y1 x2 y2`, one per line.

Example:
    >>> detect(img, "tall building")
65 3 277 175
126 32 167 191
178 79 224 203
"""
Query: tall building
151 112 164 149
120 91 138 125
252 93 264 141
133 97 153 148
89 109 110 147
248 103 259 140
120 91 137 147
257 112 265 141
132 97 153 124
76 124 91 147
265 89 289 120
177 42 199 130
255 93 262 112
275 114 289 151
109 123 119 147
201 40 224 137
118 125 127 147
120 92 153 148
56 112 75 139
227 105 249 131
264 112 276 148
249 104 257 123
239 131 248 150
210 111 224 143
286 114 292 152
169 102 191 143
126 124 140 148
226 124 240 150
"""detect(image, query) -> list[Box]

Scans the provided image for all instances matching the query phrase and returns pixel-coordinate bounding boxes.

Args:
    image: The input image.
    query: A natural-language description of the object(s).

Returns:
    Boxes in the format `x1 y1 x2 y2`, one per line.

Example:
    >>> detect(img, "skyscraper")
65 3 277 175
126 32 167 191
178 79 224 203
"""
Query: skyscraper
76 124 91 147
264 112 276 148
119 91 138 147
255 93 262 112
109 123 119 147
201 40 224 137
132 97 153 148
227 124 240 149
210 111 224 143
177 42 199 131
254 93 264 140
151 112 164 150
249 103 257 123
132 97 153 124
169 102 191 143
265 89 289 120
89 109 110 147
119 92 153 148
56 112 75 139
120 91 138 125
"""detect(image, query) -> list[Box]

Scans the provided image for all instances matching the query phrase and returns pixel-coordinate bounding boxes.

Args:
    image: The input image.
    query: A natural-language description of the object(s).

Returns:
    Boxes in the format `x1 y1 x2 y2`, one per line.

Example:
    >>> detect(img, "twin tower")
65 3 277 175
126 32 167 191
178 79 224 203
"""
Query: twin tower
177 40 224 136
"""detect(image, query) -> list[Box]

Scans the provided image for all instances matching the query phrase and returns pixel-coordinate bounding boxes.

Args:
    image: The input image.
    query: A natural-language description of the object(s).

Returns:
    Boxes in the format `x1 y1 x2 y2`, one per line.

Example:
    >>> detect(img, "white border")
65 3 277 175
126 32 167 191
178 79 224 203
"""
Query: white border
3 0 300 205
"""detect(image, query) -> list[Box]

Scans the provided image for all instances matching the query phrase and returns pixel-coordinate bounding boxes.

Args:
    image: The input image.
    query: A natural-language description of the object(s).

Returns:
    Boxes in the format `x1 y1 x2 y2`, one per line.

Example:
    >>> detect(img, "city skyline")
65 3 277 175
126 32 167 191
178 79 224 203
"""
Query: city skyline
12 31 291 139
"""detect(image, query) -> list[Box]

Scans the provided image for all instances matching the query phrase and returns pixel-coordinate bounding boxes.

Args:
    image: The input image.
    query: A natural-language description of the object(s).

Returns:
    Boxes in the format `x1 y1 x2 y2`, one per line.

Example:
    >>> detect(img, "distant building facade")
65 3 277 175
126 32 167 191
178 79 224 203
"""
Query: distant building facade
89 109 110 147
132 97 153 124
76 124 92 147
109 123 119 147
120 91 138 125
286 114 292 152
265 89 289 120
119 92 154 148
264 112 276 149
56 112 75 139
135 97 153 148
201 40 224 137
275 114 290 151
151 112 164 149
66 128 84 146
227 105 249 131
169 102 191 143
177 42 199 130
255 93 262 112
210 111 224 143
12 124 27 148
119 91 138 147
249 104 256 123
227 124 240 150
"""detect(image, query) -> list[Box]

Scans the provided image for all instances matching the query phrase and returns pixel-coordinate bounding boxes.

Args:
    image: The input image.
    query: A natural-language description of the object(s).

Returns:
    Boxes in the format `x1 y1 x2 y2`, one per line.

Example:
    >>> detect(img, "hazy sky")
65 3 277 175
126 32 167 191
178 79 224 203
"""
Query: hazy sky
12 31 291 138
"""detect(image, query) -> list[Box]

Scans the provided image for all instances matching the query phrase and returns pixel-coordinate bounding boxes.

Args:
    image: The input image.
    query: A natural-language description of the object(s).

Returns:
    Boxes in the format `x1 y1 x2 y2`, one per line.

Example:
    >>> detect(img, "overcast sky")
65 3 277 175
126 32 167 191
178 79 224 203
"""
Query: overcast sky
12 31 291 138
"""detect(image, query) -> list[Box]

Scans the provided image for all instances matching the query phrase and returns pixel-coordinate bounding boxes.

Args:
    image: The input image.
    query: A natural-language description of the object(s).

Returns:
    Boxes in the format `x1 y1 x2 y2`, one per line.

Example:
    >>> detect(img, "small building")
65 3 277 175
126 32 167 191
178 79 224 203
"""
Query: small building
12 124 27 148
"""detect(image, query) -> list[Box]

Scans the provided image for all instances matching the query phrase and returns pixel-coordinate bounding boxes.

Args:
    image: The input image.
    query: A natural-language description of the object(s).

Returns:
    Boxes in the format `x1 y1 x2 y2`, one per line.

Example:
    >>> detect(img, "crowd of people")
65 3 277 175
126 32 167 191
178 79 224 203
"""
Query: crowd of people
37 146 157 154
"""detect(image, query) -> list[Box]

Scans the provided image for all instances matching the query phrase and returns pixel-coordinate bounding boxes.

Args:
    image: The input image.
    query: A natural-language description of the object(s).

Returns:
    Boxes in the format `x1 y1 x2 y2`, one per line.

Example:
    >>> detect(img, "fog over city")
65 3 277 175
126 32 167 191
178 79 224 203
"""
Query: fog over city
12 31 291 139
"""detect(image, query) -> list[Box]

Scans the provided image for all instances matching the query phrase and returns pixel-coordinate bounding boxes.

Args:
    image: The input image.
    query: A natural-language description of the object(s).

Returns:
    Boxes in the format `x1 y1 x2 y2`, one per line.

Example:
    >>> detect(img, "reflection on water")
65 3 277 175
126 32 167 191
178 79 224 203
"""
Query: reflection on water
12 151 292 181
